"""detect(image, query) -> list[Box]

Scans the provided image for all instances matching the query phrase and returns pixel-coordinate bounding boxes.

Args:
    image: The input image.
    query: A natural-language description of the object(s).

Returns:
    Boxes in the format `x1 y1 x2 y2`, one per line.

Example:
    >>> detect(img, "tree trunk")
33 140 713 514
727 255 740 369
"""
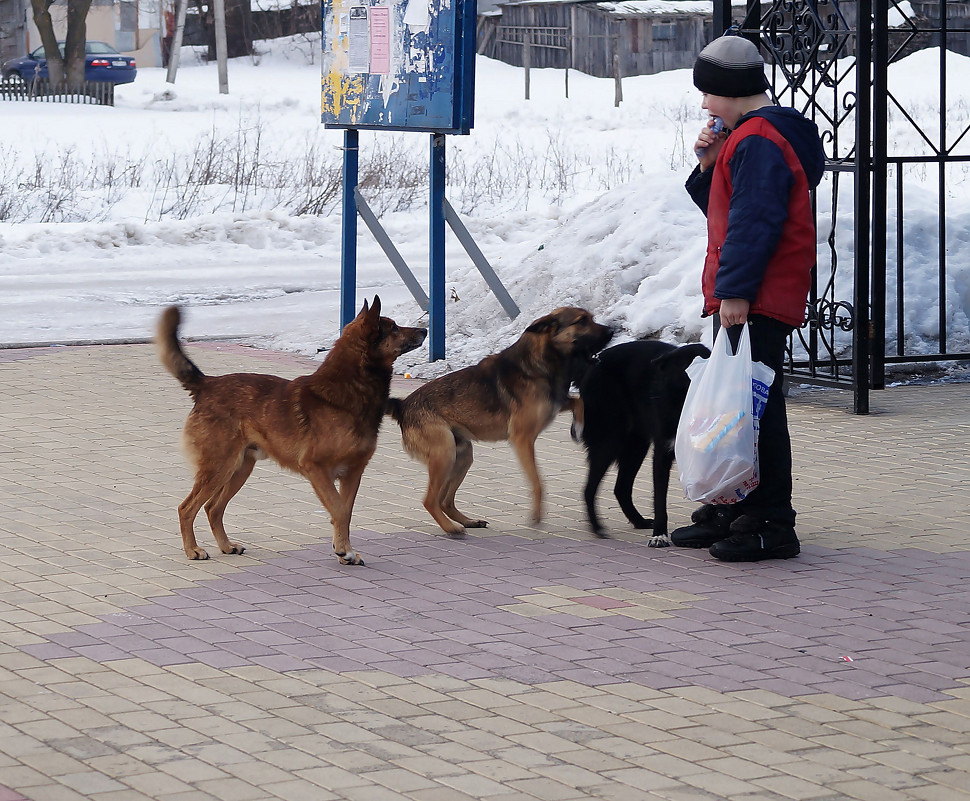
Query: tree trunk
64 0 94 86
29 0 64 84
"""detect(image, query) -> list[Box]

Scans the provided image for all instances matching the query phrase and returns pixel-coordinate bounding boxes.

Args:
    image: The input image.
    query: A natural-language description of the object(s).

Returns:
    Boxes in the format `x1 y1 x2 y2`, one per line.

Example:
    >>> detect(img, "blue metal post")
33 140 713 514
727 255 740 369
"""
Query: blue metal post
340 128 359 330
429 133 446 360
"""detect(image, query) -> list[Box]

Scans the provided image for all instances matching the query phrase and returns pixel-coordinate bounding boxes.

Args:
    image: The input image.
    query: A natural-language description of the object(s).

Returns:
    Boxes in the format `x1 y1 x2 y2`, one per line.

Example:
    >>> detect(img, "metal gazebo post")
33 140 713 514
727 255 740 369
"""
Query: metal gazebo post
340 128 359 330
429 134 446 361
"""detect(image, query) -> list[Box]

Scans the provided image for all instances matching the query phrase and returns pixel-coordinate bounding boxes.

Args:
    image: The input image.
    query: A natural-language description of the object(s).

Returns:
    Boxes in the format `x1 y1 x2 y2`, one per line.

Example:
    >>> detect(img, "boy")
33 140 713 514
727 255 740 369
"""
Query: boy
671 34 826 562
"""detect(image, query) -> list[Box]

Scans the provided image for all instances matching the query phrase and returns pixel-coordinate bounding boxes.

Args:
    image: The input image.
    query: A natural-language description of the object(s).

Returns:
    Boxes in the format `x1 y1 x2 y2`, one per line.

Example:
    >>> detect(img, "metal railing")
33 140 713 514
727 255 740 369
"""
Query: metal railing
0 78 115 106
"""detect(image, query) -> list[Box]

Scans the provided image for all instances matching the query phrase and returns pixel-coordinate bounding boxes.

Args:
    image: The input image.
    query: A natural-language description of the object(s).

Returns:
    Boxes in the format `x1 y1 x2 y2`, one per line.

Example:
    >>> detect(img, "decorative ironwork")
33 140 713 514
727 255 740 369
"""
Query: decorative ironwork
721 1 970 411
726 0 861 401
809 299 854 332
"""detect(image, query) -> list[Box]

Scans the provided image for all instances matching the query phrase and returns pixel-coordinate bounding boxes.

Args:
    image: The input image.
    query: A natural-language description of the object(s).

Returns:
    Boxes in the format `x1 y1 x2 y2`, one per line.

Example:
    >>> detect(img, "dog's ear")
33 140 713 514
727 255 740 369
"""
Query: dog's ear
656 343 711 373
526 314 560 335
354 295 383 340
353 296 382 324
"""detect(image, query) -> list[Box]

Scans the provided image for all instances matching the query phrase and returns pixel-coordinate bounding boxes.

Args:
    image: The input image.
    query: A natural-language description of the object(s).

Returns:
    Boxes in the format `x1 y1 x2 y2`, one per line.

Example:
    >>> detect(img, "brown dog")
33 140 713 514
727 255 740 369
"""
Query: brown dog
387 307 613 534
157 297 426 563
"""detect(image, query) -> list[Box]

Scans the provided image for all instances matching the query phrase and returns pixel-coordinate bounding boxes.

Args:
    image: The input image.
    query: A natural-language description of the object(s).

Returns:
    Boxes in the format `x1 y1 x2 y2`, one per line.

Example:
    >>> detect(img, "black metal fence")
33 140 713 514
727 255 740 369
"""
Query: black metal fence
0 78 115 106
716 0 970 413
871 1 970 387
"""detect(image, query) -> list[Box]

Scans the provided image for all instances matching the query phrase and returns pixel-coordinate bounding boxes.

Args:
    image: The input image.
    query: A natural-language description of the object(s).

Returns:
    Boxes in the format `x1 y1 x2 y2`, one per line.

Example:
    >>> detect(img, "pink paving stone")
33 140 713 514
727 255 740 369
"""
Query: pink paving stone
569 595 635 610
12 532 970 704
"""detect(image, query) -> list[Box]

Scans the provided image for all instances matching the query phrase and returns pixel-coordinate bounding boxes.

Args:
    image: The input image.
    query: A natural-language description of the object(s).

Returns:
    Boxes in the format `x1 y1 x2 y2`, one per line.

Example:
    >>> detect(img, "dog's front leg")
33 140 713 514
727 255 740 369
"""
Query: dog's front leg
510 431 544 524
565 397 585 443
334 467 366 564
647 445 674 548
304 466 365 566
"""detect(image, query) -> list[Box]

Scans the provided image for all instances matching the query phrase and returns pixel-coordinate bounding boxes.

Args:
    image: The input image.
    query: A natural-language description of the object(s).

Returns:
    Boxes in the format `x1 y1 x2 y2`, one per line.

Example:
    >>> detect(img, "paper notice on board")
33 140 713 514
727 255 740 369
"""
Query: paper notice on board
403 0 430 30
369 6 390 74
348 6 369 73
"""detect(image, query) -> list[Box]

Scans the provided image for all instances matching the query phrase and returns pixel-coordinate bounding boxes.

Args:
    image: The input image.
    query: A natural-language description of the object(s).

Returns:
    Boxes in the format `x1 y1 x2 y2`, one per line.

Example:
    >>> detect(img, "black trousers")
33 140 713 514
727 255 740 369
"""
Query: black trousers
721 315 797 528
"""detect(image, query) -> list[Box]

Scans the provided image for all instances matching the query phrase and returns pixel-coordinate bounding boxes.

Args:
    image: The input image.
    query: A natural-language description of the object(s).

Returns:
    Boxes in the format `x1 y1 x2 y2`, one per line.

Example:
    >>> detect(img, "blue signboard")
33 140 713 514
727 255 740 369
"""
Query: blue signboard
321 0 476 134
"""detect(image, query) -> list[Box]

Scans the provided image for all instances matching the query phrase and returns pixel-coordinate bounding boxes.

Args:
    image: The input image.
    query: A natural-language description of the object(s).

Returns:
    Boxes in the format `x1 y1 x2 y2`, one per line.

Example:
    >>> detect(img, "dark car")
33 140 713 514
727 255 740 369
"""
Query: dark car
2 41 136 85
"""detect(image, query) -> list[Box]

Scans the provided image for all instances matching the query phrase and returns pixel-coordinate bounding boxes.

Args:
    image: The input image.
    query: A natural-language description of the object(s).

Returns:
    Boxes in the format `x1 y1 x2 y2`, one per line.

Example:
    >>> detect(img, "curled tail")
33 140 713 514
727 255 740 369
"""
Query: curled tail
156 306 205 398
385 396 405 423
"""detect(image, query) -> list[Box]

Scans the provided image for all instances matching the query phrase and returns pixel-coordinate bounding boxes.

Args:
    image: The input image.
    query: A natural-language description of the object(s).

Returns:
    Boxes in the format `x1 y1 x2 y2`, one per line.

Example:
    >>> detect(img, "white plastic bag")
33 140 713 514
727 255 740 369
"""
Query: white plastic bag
675 325 774 505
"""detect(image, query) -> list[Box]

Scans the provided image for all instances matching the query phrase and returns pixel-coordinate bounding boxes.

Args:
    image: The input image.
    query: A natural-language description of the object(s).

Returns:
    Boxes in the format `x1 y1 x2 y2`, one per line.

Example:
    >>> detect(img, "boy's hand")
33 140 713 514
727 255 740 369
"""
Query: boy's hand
694 121 726 171
719 298 750 327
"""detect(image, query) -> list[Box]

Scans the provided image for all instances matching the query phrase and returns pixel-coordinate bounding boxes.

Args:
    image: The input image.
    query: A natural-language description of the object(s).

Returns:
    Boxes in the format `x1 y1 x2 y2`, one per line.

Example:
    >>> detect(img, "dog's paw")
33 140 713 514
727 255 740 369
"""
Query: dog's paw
647 534 671 548
570 420 583 443
336 550 365 566
187 547 210 560
220 541 246 555
464 520 488 529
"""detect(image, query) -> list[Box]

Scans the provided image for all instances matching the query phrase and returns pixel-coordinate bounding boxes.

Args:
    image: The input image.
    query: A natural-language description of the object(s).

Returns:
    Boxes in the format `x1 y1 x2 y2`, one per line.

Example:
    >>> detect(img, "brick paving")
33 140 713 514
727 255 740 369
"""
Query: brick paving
1 341 969 801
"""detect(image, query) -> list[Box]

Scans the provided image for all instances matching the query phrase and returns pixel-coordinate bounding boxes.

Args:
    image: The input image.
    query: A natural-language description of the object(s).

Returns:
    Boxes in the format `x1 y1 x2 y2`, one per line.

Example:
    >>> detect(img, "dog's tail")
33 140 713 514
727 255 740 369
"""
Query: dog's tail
385 396 405 423
156 306 205 398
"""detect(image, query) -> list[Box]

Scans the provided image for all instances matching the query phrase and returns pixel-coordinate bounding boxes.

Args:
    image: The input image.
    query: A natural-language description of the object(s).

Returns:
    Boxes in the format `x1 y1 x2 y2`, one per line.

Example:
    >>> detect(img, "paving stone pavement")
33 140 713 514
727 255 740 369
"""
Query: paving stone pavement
1 341 969 801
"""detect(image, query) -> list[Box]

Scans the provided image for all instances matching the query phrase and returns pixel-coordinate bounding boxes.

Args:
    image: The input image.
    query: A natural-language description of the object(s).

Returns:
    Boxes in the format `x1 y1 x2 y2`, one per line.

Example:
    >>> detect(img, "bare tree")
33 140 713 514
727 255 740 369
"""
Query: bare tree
28 0 94 85
28 0 63 83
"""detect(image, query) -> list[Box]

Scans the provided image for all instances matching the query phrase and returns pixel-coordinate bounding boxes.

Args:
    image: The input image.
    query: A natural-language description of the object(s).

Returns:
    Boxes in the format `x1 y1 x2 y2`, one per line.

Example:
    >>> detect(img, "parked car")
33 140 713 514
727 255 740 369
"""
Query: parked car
2 41 136 85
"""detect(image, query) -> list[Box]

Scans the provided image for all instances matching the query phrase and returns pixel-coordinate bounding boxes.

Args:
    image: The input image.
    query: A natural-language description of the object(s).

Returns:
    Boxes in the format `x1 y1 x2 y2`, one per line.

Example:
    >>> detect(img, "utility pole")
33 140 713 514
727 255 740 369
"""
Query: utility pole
213 0 228 93
166 0 227 93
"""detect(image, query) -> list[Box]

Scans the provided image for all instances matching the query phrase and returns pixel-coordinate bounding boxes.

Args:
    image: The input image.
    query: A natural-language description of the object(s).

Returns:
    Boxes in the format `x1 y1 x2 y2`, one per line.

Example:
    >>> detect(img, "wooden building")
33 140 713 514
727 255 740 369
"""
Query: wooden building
477 0 739 79
477 0 952 82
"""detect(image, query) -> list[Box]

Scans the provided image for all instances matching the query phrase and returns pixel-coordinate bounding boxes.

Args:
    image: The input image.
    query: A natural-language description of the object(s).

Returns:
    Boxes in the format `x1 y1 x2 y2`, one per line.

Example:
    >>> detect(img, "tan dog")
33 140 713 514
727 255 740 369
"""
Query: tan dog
157 297 426 563
387 307 613 534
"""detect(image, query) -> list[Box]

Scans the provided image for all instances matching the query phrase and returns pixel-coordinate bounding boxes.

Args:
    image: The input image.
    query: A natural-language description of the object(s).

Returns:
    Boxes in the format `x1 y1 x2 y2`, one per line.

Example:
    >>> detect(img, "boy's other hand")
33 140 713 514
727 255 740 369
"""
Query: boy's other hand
719 298 750 327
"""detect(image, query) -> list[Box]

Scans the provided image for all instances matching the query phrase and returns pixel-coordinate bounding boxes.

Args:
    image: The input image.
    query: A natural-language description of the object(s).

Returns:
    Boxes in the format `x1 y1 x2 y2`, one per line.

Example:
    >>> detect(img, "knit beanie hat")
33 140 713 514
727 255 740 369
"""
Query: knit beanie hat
693 36 770 97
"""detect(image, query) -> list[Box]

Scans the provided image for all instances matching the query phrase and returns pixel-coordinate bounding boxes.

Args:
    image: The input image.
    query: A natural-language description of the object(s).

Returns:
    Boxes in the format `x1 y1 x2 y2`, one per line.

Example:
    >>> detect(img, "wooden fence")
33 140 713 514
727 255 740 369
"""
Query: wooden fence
0 79 115 106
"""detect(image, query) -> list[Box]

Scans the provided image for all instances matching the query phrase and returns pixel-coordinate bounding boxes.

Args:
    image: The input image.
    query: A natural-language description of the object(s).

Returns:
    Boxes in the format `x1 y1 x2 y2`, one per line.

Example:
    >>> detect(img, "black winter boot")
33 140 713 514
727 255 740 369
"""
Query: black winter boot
670 505 739 548
708 515 800 562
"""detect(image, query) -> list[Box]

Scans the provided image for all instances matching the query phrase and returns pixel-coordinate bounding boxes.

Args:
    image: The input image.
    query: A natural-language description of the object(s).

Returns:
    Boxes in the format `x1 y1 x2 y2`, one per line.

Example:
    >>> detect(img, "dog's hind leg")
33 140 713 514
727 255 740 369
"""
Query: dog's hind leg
203 449 255 556
418 431 468 536
441 435 487 529
614 440 651 532
178 465 238 560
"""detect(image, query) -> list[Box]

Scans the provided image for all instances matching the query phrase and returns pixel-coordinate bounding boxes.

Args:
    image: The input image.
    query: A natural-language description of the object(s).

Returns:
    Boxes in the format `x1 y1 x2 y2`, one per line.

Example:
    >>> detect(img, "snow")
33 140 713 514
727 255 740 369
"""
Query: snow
1 33 968 381
595 2 731 17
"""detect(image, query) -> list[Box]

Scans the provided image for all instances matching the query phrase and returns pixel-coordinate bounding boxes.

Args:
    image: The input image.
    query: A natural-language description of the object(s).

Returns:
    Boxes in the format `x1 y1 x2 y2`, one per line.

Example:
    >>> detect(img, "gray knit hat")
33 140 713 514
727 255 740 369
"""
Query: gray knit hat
693 36 770 97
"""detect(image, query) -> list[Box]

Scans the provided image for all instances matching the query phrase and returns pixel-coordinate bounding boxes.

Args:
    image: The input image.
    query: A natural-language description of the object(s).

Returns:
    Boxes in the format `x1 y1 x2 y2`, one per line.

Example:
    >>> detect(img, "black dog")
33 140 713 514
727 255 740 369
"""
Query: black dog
572 340 711 545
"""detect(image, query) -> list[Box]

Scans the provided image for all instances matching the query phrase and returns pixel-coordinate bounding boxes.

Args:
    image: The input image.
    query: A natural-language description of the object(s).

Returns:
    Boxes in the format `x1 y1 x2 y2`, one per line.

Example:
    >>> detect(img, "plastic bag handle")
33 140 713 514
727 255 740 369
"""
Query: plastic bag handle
713 323 751 361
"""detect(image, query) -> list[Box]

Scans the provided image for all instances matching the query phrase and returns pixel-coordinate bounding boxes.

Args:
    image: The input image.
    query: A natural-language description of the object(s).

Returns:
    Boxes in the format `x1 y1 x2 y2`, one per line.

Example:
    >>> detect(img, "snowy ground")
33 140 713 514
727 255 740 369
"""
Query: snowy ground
1 36 969 380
